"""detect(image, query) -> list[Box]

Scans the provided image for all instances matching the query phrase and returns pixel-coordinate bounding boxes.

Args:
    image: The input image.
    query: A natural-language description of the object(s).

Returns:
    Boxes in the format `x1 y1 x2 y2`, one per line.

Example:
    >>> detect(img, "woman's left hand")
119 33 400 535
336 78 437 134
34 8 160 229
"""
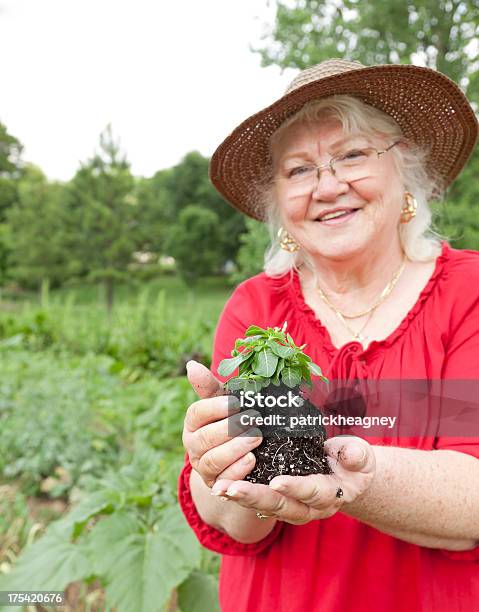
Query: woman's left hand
211 436 376 524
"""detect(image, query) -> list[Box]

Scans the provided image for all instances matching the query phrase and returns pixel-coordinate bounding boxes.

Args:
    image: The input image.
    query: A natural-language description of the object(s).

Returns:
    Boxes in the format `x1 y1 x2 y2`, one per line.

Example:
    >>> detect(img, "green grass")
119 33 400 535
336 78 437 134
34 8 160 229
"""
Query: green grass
0 274 234 379
0 348 193 497
5 274 234 317
0 274 229 609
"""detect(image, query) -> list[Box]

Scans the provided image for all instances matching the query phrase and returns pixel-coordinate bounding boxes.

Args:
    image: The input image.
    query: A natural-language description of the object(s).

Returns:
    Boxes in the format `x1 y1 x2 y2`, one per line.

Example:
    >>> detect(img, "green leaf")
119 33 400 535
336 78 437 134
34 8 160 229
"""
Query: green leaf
0 333 24 350
244 325 267 337
0 521 91 592
217 352 251 377
86 511 142 577
281 366 302 388
103 505 201 612
177 570 220 612
248 374 268 382
68 489 120 538
235 335 261 348
300 364 312 385
243 379 263 393
267 340 295 359
271 358 285 386
238 353 255 374
226 377 249 392
252 348 278 377
308 362 326 378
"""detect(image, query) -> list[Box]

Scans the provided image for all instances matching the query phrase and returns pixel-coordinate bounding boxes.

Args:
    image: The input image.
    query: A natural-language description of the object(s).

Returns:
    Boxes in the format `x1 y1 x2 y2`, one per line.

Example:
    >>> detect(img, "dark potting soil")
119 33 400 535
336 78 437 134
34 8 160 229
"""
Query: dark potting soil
230 382 332 485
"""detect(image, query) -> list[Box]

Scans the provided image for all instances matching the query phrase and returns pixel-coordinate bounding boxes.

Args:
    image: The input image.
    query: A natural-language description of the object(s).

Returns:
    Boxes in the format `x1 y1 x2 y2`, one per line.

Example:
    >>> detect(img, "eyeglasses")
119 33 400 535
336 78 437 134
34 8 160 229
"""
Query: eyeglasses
275 141 401 196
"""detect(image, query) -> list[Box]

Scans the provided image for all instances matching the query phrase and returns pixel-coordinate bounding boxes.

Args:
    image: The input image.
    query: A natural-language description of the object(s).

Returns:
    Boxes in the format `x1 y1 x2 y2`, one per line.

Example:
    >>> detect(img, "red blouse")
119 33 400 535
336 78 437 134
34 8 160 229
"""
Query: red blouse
179 242 479 612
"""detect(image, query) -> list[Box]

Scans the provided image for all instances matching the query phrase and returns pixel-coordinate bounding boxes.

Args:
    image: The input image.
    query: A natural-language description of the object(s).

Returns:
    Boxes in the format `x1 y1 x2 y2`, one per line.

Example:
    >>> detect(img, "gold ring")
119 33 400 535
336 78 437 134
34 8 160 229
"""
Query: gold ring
256 511 273 519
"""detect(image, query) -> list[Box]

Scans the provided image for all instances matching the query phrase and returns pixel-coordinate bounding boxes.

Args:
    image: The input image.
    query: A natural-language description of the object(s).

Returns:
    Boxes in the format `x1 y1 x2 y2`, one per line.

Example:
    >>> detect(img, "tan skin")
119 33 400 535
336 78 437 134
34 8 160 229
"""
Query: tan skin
272 121 437 351
182 120 479 549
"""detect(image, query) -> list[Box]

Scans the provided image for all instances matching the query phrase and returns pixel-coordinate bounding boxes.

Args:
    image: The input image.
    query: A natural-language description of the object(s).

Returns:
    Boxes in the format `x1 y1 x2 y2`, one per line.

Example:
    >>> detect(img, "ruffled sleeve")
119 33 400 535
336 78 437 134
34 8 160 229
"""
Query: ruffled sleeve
178 275 285 555
178 458 284 556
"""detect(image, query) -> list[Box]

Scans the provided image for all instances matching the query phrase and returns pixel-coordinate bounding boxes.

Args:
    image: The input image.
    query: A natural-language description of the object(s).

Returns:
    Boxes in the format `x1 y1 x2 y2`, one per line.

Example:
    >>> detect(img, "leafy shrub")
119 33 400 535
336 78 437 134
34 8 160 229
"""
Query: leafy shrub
0 350 194 497
0 287 219 379
0 486 33 566
0 282 225 608
0 447 219 612
231 216 270 284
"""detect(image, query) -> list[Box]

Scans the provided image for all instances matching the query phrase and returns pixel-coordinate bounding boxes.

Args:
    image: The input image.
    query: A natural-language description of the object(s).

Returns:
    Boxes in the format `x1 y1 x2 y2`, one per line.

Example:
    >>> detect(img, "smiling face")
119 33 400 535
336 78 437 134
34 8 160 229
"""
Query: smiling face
272 120 405 262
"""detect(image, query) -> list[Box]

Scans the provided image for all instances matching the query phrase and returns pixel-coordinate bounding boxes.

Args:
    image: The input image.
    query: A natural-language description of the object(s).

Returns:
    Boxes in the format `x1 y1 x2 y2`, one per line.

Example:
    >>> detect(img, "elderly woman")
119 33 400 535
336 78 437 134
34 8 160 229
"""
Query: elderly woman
179 59 479 612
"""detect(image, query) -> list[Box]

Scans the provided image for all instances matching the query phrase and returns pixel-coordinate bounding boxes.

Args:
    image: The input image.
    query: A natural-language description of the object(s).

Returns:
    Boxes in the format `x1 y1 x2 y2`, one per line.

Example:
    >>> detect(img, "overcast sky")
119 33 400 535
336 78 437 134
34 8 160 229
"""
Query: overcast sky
0 0 297 181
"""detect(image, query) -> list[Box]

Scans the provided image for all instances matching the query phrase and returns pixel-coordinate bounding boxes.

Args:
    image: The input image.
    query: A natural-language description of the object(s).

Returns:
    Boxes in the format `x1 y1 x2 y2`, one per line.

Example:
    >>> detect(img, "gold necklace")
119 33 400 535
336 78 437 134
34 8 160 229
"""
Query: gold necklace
316 256 407 342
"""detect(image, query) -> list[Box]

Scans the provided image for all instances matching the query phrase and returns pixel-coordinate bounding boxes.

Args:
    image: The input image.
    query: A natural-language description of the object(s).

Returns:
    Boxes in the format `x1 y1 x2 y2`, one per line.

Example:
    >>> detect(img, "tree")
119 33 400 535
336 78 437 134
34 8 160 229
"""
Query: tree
134 170 173 254
432 146 479 249
134 151 245 269
65 125 138 312
256 0 479 103
0 121 24 220
231 217 271 283
0 122 24 286
6 165 69 291
166 205 222 286
161 152 246 264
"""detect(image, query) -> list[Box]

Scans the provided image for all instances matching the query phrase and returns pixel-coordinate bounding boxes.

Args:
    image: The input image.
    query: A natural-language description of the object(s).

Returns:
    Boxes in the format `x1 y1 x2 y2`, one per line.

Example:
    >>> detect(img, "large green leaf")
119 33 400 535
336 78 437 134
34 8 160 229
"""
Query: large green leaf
0 520 91 593
281 366 302 388
267 340 295 359
252 348 278 377
271 358 285 386
177 570 220 612
217 352 251 377
102 505 201 612
68 489 121 538
86 511 142 577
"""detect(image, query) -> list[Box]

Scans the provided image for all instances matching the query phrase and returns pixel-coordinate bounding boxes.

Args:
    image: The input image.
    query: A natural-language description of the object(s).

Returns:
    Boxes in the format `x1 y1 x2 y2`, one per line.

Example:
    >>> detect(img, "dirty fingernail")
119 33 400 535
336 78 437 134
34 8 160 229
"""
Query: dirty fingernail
186 360 198 372
211 489 226 497
225 488 240 497
228 396 241 409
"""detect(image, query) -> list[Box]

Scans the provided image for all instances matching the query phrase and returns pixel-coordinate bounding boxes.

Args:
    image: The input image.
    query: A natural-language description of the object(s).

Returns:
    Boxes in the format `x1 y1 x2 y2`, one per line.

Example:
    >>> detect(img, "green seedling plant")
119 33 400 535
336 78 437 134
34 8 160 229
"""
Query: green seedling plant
217 322 331 484
218 321 328 392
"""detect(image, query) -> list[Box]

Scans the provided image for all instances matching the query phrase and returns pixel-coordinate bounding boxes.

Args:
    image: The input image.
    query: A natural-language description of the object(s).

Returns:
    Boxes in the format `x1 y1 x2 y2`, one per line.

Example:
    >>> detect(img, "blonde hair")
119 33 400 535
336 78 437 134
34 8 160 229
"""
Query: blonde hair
257 96 445 277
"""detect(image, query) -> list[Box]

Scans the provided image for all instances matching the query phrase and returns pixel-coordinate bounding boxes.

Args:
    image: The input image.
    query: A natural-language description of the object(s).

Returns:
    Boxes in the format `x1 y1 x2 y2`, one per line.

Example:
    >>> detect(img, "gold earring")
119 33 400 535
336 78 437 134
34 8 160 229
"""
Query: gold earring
400 192 417 224
277 226 300 252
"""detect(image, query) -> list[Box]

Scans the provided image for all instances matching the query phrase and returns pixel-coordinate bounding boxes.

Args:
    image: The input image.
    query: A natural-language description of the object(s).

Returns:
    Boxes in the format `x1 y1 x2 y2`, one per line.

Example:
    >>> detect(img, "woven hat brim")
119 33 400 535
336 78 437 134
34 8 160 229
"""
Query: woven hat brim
209 64 478 221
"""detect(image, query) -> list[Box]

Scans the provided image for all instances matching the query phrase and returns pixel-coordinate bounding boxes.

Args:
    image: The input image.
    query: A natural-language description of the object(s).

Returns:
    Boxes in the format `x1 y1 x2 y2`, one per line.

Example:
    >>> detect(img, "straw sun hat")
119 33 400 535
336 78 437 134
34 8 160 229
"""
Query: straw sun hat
209 58 478 221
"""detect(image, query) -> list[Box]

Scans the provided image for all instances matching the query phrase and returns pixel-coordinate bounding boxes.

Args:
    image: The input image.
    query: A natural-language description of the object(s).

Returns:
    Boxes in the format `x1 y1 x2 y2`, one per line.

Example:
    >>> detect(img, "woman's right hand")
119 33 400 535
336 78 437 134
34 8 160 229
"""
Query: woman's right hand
183 360 263 489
